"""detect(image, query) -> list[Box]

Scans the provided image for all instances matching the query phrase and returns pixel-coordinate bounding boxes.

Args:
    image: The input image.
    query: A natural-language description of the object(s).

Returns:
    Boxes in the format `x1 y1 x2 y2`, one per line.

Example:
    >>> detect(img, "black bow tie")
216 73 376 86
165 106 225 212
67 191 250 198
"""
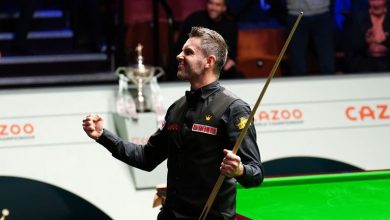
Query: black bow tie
185 90 201 106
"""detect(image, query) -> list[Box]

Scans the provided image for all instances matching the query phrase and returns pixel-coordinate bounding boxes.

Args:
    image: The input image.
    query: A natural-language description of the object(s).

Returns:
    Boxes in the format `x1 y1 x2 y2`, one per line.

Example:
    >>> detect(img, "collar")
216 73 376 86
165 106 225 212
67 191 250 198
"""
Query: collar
185 81 221 102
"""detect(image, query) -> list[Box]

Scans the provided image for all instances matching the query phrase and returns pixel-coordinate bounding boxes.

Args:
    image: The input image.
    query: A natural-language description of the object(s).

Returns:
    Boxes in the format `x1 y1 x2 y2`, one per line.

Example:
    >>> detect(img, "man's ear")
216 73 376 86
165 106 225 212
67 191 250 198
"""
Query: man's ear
205 55 216 69
222 4 227 13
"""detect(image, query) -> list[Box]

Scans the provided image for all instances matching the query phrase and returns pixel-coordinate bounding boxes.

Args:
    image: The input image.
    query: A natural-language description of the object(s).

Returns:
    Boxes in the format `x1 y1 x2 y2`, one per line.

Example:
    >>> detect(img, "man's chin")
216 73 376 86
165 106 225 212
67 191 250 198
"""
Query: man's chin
209 13 222 21
177 72 185 80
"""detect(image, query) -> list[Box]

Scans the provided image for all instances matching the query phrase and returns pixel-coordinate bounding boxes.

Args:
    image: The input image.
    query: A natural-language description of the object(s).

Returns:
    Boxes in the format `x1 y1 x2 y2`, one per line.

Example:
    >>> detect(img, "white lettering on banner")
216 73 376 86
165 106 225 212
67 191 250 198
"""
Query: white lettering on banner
345 104 390 121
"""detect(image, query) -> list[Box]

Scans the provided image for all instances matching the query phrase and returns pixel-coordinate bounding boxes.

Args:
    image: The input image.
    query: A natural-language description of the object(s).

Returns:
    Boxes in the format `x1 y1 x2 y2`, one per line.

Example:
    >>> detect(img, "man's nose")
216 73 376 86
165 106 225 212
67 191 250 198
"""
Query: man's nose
176 52 183 61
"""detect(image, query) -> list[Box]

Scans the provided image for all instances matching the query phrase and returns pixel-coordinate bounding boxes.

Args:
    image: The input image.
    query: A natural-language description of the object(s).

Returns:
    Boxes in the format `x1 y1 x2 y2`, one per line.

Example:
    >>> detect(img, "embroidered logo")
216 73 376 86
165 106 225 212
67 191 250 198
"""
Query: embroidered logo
236 117 248 130
167 124 179 131
192 123 217 135
205 115 212 121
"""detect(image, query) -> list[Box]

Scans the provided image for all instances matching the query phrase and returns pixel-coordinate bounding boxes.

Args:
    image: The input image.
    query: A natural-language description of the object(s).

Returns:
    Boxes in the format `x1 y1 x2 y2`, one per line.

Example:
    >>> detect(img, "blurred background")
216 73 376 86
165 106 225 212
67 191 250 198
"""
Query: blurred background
1 0 389 219
0 0 381 87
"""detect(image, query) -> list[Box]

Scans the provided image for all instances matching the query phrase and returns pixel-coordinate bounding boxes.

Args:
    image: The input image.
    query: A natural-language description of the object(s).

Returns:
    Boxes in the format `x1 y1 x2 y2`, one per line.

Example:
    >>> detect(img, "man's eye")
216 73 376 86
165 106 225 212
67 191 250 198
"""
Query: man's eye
184 49 193 55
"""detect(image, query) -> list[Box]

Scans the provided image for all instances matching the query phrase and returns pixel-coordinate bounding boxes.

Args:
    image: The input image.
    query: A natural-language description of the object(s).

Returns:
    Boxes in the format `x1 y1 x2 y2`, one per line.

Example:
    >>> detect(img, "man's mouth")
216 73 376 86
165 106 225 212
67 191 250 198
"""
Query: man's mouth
178 61 184 69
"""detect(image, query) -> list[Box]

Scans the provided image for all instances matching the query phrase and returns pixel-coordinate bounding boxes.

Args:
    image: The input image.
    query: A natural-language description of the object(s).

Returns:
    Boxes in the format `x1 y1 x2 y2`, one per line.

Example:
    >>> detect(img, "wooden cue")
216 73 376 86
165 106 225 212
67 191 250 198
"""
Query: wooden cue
198 12 304 220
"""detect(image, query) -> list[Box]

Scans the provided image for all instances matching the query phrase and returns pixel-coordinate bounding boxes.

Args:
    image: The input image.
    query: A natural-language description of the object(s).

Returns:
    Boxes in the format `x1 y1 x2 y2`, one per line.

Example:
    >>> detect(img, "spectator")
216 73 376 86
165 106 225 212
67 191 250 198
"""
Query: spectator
12 0 35 54
343 0 390 73
285 0 335 76
68 0 106 52
0 0 36 55
169 0 243 80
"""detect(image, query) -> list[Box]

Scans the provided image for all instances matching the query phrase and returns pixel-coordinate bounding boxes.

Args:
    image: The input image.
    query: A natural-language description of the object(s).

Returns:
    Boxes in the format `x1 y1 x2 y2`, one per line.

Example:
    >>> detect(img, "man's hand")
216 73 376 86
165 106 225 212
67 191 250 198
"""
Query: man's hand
220 149 244 178
82 114 104 140
223 58 236 71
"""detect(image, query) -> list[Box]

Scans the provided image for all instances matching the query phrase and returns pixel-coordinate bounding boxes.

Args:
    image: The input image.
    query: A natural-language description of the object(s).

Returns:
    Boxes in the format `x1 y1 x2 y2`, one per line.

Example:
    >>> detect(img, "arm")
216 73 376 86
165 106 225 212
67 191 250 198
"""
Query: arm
226 21 238 61
344 13 370 56
82 114 168 171
222 19 238 71
221 100 264 188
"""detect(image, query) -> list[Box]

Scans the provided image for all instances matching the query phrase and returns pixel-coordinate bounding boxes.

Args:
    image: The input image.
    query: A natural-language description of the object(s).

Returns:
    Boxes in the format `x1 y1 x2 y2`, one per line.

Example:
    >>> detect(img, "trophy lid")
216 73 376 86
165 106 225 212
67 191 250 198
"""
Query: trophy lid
116 43 164 81
132 43 154 75
135 43 145 69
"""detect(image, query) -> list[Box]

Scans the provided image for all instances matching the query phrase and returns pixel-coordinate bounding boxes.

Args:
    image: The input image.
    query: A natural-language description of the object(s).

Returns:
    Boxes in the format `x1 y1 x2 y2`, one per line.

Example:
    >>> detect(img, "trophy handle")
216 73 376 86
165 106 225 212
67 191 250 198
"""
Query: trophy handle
115 67 127 77
116 67 138 85
154 67 165 79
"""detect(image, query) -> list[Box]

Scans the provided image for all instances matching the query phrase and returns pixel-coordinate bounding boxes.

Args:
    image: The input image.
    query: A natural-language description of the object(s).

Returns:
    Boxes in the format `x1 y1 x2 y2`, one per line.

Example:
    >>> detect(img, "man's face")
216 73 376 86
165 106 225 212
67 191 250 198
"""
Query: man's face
207 0 227 22
369 0 386 8
176 37 207 81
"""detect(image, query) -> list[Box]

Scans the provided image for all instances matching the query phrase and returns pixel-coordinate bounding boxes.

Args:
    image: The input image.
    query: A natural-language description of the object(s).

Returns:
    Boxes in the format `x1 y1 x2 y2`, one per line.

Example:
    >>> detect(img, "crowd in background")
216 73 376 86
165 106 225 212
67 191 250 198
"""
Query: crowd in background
0 0 389 80
166 0 390 79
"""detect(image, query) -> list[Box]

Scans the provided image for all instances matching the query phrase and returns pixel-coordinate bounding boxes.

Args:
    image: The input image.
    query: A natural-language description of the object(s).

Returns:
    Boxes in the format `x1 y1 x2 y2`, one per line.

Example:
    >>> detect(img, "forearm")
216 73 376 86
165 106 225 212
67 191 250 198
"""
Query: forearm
96 129 161 171
224 100 264 187
235 126 264 188
237 161 264 188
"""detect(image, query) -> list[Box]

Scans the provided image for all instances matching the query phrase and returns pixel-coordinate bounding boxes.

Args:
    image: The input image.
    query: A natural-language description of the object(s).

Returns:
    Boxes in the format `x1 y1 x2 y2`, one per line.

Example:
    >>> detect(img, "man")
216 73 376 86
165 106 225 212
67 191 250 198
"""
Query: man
285 0 335 76
169 0 242 80
68 0 106 52
3 0 35 55
83 27 263 220
344 0 390 73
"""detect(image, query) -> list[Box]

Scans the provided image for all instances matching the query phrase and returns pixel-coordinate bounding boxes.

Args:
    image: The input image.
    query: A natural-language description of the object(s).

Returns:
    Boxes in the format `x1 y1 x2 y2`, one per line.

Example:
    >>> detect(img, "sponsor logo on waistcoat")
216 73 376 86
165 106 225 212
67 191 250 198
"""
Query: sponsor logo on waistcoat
167 123 179 131
236 117 249 130
192 123 217 135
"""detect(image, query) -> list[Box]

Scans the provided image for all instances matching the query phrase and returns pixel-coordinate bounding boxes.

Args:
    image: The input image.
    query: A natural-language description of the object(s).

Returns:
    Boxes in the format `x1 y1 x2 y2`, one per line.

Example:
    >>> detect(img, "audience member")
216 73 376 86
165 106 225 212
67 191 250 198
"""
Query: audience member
0 0 37 55
68 0 106 52
285 0 335 76
169 0 244 80
343 0 390 73
12 0 35 54
1 0 106 55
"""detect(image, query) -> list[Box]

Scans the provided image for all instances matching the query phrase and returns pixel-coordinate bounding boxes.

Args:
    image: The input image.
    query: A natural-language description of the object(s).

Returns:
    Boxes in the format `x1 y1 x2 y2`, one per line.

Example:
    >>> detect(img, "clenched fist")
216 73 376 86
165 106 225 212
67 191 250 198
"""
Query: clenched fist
82 114 104 140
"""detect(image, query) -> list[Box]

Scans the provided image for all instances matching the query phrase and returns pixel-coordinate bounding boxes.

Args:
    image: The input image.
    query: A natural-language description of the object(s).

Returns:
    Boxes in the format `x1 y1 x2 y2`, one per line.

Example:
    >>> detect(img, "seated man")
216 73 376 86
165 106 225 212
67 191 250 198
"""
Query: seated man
169 0 244 80
343 0 390 73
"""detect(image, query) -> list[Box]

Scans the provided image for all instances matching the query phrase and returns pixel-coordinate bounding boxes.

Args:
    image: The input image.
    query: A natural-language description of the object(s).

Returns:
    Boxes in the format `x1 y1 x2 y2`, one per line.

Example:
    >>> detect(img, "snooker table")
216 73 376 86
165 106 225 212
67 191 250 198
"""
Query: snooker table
236 170 390 219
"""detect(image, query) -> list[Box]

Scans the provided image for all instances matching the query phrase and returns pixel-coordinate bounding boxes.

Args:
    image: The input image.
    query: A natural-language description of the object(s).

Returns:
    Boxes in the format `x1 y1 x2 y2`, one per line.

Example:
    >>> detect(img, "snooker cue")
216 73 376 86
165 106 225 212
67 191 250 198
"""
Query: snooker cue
198 12 303 220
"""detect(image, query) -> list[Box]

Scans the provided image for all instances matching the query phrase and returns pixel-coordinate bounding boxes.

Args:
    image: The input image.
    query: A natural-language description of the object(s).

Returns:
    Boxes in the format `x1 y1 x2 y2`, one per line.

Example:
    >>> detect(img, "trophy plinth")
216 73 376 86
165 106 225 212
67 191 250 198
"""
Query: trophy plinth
116 44 163 112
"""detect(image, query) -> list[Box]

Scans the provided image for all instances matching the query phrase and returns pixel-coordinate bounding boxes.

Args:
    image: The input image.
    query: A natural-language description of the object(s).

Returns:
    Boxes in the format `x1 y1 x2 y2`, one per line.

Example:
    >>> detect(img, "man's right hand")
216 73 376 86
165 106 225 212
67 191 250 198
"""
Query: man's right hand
82 114 104 140
223 58 236 71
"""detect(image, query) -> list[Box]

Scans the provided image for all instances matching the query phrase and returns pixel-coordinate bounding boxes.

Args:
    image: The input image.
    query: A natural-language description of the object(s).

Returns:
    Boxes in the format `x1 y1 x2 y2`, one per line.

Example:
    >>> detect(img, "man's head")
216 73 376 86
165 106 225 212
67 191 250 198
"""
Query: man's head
176 27 228 84
369 0 387 13
369 0 387 6
189 27 228 72
207 0 227 22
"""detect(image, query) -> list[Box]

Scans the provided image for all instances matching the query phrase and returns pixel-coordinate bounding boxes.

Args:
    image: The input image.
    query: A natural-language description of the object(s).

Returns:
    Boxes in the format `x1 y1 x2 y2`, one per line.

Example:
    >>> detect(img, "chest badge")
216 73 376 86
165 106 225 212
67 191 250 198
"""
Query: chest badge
205 115 212 121
192 123 217 135
236 117 248 130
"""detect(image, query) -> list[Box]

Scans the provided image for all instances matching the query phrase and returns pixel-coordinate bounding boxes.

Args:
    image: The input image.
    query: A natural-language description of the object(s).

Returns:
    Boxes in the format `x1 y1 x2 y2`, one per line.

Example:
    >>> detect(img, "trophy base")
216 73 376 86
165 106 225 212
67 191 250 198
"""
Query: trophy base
136 103 152 113
136 108 152 113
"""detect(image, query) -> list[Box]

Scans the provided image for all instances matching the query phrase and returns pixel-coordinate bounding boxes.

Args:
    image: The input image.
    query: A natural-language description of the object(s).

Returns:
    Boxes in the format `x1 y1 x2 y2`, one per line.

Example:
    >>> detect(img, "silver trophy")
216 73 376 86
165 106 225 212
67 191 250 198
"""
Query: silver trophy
116 44 164 112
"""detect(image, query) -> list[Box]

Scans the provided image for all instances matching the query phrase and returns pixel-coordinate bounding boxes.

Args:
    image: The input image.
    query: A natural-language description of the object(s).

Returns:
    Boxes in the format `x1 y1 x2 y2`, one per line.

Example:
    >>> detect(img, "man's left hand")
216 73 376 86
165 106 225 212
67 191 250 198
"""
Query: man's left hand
223 59 236 71
220 149 244 178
